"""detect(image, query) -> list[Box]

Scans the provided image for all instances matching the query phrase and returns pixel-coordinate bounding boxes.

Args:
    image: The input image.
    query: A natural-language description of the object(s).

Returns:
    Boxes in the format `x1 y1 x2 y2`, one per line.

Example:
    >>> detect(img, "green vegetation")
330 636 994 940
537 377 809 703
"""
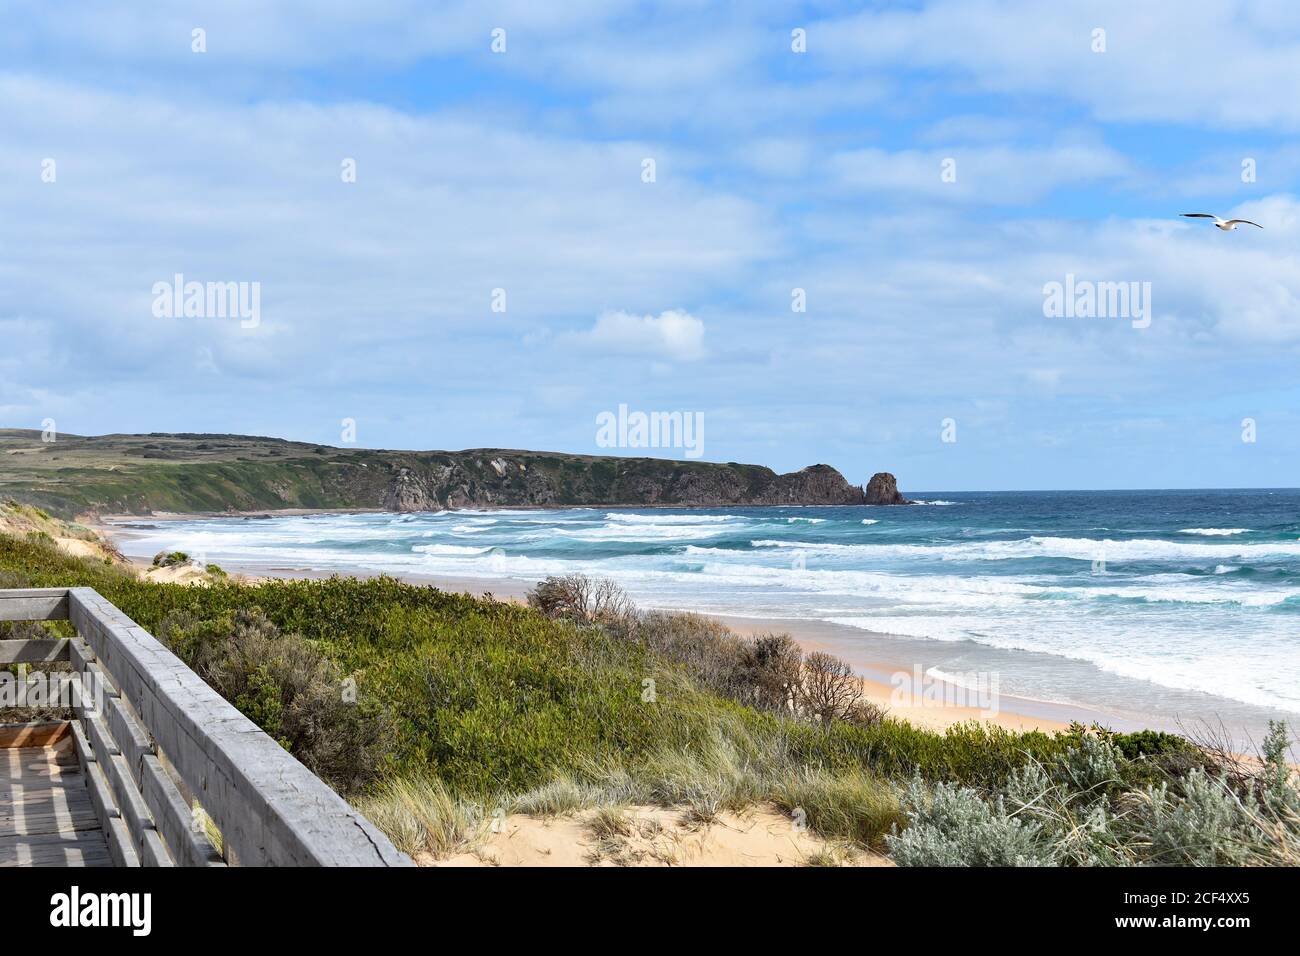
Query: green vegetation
888 726 1299 866
1 516 1295 866
0 429 862 518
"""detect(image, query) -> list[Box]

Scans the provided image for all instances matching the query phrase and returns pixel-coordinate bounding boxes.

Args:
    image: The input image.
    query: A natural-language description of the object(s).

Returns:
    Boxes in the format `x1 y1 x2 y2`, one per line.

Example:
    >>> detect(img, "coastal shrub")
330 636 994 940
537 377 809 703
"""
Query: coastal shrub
738 633 803 713
1259 720 1297 807
797 651 864 727
527 573 633 626
844 699 888 729
1052 732 1122 796
615 610 749 700
889 728 1300 866
1124 773 1258 866
157 607 393 794
152 550 191 568
887 778 1058 866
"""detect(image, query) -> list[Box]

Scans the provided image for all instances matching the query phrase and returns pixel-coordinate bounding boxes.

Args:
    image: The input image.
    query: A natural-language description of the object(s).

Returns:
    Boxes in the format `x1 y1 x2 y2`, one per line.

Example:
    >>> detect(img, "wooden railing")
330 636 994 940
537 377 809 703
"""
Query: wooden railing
0 587 411 867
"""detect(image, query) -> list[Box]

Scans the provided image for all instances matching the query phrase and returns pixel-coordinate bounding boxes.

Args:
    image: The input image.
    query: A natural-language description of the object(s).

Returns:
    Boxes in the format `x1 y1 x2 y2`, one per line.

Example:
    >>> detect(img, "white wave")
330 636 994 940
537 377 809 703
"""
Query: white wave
748 535 1300 562
787 517 826 524
684 549 1300 608
604 513 739 524
559 524 730 541
861 519 879 525
411 544 494 556
911 500 960 506
1180 528 1250 536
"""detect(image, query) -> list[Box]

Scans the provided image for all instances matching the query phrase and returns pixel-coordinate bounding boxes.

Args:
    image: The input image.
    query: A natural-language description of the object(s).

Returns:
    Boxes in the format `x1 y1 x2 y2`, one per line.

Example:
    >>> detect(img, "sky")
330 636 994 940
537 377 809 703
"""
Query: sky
3 1 1300 491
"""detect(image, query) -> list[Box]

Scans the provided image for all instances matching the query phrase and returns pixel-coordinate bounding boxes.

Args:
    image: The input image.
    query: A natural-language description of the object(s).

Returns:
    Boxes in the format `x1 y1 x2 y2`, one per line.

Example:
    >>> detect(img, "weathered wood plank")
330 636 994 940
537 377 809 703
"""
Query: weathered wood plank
0 727 113 867
92 673 198 866
1 784 94 812
84 712 170 866
67 637 118 712
0 721 71 748
0 639 69 664
0 758 80 780
0 589 69 621
102 688 154 787
72 720 136 868
0 847 112 866
0 805 101 838
68 587 411 866
140 755 223 867
0 828 113 867
69 719 95 770
93 775 139 867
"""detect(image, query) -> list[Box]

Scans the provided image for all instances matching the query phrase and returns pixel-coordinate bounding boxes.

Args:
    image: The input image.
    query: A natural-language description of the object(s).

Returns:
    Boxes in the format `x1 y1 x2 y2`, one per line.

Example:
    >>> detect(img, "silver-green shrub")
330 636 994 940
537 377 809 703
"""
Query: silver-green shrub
887 778 1059 866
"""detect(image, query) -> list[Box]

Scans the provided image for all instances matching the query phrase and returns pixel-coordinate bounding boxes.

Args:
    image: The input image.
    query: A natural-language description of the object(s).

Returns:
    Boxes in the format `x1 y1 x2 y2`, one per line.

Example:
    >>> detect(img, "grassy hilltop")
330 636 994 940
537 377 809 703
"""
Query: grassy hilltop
0 429 867 518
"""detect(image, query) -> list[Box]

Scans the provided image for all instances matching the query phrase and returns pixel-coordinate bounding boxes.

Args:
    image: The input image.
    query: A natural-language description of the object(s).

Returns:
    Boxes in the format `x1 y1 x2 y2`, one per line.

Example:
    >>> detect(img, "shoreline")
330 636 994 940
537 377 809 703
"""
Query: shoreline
96 514 1294 744
87 498 919 524
98 517 1094 735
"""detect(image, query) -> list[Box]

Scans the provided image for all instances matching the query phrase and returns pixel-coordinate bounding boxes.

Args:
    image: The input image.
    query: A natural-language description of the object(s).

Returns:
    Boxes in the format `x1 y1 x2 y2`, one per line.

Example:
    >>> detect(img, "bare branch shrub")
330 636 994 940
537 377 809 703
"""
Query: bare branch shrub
797 651 863 727
527 574 634 626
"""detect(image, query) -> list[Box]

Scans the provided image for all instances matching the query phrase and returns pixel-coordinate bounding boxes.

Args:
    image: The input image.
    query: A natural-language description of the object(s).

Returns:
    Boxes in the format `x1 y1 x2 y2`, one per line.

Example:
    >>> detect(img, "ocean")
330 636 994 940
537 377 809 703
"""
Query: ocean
111 489 1300 738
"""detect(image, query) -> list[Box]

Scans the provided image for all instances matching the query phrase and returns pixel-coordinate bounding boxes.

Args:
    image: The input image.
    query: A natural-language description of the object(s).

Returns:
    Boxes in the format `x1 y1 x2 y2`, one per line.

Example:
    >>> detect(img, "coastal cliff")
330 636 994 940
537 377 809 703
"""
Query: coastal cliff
0 430 877 516
383 458 867 511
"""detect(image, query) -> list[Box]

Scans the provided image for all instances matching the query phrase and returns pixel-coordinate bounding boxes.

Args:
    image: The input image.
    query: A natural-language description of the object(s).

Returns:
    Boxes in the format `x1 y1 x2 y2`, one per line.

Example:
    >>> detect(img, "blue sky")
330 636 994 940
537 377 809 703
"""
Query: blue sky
3 1 1300 491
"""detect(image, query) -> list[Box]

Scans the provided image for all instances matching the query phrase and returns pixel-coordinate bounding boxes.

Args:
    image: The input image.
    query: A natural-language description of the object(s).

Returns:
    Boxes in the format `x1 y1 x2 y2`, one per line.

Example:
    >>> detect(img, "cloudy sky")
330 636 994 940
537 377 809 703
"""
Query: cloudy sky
3 1 1299 490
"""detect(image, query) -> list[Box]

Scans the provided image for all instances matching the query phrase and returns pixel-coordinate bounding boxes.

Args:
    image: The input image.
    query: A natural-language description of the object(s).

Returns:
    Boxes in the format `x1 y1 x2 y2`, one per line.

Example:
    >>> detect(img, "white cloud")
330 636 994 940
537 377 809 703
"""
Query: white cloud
828 141 1131 203
578 309 706 361
814 1 1300 131
0 75 767 402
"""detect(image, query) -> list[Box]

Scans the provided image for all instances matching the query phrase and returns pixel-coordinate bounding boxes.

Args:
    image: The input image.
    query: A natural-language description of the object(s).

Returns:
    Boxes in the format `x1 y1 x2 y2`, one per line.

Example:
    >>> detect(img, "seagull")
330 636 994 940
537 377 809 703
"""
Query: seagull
1181 213 1263 231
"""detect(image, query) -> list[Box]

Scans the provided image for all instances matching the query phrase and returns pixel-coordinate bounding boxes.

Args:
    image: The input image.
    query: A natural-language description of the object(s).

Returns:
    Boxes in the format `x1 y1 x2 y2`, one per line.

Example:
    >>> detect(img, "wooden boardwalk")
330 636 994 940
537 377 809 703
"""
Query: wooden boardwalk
1 724 111 867
1 588 411 867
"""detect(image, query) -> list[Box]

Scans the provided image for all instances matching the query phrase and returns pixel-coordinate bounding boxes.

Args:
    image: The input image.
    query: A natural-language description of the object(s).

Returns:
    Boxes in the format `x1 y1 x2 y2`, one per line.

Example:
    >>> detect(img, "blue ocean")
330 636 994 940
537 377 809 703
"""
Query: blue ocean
113 489 1300 734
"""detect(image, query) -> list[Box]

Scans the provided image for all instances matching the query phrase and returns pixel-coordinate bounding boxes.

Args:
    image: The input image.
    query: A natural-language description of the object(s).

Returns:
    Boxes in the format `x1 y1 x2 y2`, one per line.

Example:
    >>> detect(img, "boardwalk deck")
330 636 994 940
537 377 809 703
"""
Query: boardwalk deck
1 588 411 867
1 725 112 867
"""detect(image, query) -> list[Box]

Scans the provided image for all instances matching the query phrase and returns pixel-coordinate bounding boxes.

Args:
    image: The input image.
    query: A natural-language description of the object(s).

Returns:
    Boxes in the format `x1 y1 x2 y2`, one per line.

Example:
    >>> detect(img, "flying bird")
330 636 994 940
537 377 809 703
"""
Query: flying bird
1181 213 1263 231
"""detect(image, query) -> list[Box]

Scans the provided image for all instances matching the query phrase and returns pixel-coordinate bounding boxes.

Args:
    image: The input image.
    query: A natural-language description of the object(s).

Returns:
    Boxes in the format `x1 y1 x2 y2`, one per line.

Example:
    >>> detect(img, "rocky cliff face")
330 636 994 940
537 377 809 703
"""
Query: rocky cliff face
864 472 911 505
378 456 868 511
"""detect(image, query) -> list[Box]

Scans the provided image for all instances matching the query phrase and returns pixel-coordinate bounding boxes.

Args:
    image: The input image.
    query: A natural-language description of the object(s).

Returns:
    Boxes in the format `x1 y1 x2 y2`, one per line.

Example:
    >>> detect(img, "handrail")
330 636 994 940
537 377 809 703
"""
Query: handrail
1 587 411 867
